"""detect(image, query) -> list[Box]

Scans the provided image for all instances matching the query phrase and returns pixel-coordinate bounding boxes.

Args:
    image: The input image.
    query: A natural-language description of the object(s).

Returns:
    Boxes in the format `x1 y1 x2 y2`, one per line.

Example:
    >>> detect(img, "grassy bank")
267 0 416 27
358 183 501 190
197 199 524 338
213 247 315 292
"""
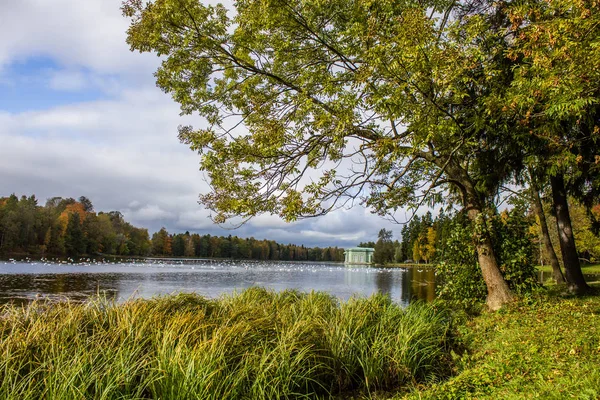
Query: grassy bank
0 288 453 399
3 286 598 399
393 286 600 399
383 263 434 269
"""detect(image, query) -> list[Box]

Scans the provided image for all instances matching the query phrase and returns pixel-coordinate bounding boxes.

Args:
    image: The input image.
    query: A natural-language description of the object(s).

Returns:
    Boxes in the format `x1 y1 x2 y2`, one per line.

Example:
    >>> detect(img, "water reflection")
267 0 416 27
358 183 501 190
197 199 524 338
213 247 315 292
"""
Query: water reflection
0 260 436 306
404 268 437 303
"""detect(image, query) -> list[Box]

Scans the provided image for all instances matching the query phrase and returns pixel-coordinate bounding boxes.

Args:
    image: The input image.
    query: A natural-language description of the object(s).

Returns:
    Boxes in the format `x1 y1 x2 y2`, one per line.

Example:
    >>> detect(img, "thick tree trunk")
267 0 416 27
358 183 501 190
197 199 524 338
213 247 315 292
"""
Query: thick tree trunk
531 187 565 283
550 173 590 293
467 205 514 311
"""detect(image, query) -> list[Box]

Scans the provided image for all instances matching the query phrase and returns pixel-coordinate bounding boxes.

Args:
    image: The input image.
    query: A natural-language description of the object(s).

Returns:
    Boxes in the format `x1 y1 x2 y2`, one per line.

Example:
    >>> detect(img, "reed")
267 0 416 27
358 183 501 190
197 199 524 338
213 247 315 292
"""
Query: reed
0 288 453 399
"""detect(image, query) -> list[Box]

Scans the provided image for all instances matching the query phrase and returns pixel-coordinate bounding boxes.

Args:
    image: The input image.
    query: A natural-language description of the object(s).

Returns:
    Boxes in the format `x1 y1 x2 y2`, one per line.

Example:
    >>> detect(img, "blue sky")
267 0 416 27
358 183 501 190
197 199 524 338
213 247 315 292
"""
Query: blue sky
1 58 111 112
0 0 407 248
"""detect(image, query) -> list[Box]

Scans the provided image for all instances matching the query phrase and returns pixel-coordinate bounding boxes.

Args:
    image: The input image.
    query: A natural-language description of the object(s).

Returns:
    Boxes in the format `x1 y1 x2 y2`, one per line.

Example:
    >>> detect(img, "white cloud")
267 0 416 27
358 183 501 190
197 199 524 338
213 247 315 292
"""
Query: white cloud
250 214 295 229
0 0 414 248
46 68 122 94
0 88 205 216
175 209 215 230
127 205 174 221
299 229 365 243
0 0 157 76
47 69 87 91
128 200 141 209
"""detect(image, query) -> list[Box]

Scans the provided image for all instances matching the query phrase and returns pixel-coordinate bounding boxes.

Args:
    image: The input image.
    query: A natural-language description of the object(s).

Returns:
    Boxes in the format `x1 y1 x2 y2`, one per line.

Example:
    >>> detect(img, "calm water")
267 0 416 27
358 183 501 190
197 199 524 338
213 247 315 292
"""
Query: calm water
0 259 436 306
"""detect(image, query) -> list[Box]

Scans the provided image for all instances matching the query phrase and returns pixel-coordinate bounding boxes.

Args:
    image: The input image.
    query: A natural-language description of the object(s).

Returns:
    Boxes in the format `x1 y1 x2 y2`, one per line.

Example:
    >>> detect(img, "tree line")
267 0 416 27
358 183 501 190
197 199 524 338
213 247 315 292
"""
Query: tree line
363 196 600 268
151 228 344 261
0 195 150 257
0 194 344 262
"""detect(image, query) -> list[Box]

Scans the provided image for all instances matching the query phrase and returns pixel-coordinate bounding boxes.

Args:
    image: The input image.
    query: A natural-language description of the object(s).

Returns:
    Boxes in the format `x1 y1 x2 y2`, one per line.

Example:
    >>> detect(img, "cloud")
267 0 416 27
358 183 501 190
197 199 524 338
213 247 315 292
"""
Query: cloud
46 68 122 94
0 0 412 249
0 88 204 218
249 214 296 229
175 209 215 230
127 205 175 221
47 69 87 91
0 0 157 76
0 86 406 247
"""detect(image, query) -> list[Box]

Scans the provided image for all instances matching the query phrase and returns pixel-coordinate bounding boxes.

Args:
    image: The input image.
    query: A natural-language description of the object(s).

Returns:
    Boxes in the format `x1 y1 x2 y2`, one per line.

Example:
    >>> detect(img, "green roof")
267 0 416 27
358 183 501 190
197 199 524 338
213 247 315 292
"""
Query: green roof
345 247 375 252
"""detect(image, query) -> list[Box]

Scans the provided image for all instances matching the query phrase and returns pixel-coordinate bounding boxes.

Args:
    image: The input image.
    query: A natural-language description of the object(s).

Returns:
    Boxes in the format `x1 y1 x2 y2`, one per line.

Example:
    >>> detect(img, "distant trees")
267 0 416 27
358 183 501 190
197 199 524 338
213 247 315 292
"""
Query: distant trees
157 230 344 262
150 227 169 256
0 194 344 262
373 229 394 265
357 242 375 249
398 212 446 264
0 194 151 258
78 196 94 213
64 212 86 257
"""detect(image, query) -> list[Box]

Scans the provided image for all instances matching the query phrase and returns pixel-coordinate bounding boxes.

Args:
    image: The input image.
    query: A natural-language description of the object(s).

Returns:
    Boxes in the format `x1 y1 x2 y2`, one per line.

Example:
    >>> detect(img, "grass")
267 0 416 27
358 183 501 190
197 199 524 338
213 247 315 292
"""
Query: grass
537 263 600 275
0 288 454 399
3 285 598 399
383 284 600 399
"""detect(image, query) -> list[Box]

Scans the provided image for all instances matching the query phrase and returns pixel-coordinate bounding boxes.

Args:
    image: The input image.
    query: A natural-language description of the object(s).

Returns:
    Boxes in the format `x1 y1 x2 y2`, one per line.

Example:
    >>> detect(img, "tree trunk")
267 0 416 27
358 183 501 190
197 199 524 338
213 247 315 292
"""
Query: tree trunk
467 205 513 311
531 187 565 283
550 173 590 293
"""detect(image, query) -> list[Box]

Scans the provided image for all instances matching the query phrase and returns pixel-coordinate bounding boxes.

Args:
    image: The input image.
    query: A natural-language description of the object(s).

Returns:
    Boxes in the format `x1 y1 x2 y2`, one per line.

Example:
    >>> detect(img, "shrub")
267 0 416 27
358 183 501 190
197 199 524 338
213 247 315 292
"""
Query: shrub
436 206 539 306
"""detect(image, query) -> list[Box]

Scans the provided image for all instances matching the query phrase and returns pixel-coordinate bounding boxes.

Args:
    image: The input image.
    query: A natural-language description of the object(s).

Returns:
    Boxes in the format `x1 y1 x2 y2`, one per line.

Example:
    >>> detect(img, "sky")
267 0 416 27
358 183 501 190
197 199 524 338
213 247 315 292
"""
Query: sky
0 0 413 248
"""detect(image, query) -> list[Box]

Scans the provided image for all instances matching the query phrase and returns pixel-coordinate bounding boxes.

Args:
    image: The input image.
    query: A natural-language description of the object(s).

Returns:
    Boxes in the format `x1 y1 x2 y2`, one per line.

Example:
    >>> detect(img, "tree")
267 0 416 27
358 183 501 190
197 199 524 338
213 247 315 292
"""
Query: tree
412 241 422 264
358 241 375 248
82 213 102 255
172 234 186 257
64 212 86 257
423 227 437 263
530 184 565 283
124 0 524 309
570 200 600 263
128 227 151 256
184 235 195 257
393 240 402 263
78 196 94 213
152 227 171 256
373 229 394 264
504 0 600 293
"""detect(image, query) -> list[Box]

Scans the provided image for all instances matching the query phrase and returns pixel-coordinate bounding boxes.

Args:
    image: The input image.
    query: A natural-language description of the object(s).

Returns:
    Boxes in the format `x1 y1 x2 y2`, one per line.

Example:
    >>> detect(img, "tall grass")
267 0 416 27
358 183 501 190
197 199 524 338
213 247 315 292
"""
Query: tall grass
0 288 453 399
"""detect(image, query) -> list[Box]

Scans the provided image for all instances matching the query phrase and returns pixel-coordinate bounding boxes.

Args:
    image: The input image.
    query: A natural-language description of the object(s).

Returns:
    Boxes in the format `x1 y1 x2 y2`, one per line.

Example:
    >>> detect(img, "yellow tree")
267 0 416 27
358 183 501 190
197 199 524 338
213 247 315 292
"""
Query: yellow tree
423 227 437 263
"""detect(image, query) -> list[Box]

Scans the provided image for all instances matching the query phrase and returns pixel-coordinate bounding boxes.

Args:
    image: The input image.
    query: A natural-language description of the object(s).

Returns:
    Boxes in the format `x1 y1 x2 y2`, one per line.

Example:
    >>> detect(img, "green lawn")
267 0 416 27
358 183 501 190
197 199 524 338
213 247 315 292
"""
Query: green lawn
389 284 600 399
537 263 600 275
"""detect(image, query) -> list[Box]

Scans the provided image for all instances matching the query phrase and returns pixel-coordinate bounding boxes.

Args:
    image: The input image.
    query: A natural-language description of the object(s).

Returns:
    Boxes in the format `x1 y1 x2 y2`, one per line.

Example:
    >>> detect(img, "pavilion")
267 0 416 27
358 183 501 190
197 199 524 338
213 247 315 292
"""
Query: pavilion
344 247 375 264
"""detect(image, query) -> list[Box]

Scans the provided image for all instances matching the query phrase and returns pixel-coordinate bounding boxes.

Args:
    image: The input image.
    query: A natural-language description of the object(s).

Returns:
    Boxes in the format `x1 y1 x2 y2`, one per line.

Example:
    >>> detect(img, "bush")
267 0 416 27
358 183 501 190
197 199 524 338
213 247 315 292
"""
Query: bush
490 205 538 295
436 215 487 307
436 206 538 305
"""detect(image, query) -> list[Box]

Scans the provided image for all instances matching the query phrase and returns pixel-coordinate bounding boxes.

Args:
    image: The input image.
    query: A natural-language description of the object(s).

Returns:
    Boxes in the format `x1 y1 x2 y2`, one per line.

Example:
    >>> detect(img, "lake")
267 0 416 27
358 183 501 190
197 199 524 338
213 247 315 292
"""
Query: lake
0 258 436 306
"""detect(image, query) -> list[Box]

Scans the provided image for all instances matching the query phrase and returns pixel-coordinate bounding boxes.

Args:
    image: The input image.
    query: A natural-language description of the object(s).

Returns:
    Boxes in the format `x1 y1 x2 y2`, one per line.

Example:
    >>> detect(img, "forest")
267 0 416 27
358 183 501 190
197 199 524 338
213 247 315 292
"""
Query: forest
370 201 600 267
0 194 344 262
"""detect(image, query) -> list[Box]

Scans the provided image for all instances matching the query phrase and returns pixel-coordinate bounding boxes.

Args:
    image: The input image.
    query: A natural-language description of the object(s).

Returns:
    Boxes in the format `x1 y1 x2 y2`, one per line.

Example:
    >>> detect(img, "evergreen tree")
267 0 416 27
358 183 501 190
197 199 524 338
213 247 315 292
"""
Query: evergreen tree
64 212 86 257
373 229 394 264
